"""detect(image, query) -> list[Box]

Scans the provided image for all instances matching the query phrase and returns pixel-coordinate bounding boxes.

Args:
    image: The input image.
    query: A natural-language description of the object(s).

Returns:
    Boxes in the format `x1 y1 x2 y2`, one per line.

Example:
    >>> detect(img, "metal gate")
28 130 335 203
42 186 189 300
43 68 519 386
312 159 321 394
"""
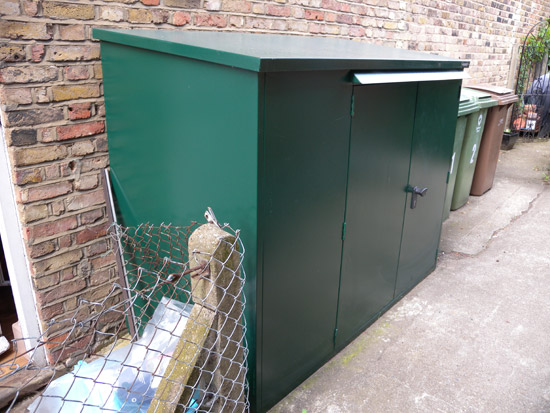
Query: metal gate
511 19 550 138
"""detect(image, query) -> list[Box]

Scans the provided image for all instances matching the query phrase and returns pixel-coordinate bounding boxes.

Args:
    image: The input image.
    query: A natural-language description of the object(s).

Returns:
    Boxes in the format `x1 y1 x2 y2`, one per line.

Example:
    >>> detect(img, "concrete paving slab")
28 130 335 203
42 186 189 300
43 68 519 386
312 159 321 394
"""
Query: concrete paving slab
271 140 550 413
439 141 550 256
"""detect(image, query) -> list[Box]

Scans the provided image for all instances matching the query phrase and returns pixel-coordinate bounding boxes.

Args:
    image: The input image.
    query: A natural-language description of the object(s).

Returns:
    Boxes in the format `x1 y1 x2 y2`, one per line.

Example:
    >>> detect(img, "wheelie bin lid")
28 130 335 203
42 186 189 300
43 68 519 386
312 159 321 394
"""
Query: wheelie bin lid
461 87 498 109
465 85 518 106
458 90 478 117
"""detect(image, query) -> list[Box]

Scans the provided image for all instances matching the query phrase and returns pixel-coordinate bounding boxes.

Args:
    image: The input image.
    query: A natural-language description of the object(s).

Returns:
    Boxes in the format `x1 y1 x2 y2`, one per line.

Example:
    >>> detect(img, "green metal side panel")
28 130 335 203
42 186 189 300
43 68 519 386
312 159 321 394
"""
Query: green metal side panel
395 80 461 296
336 84 416 347
99 40 260 396
442 115 468 220
260 71 351 412
450 108 488 210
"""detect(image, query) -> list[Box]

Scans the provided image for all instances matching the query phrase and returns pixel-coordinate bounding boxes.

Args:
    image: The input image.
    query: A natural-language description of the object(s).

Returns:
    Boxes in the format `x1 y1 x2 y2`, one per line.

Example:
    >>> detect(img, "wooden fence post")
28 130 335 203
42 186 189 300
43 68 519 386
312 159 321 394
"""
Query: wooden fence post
148 223 245 412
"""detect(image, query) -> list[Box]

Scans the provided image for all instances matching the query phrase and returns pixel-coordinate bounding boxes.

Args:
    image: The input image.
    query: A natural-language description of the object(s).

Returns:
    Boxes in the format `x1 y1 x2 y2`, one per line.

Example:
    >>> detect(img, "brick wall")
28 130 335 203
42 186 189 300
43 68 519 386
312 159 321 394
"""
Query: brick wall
0 0 549 362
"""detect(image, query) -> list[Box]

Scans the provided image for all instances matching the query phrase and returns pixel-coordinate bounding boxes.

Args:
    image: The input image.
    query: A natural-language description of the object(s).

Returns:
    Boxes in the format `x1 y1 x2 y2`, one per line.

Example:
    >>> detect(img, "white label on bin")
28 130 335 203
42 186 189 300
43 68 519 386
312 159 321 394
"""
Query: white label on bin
450 152 456 174
470 143 477 164
526 119 536 130
476 114 483 133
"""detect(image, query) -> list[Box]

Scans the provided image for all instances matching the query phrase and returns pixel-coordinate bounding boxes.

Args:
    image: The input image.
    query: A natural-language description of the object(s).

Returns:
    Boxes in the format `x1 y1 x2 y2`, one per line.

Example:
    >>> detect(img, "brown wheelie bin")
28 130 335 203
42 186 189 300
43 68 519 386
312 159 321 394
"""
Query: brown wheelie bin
469 85 518 196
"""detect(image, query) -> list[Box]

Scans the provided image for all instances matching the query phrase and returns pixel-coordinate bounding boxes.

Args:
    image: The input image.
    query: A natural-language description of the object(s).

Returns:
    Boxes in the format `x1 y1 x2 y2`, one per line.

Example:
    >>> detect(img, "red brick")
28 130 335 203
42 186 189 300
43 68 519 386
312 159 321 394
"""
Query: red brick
42 331 70 351
89 269 111 286
80 208 103 225
86 240 108 257
29 44 45 62
90 252 116 270
38 278 85 303
21 204 48 223
321 0 340 11
34 249 83 274
0 0 19 14
76 223 107 244
58 25 86 41
57 121 104 141
51 200 65 216
305 9 324 20
142 0 160 4
61 266 76 282
0 87 32 105
165 0 200 7
336 13 353 24
66 190 104 211
194 14 227 27
81 156 108 172
35 87 50 103
71 140 95 156
38 128 57 143
30 216 78 239
152 9 170 23
266 5 291 17
97 309 124 326
29 240 56 258
82 283 112 303
0 65 58 84
349 26 366 37
64 66 90 81
49 45 100 62
94 136 108 152
34 272 60 289
24 181 72 203
173 11 191 26
58 234 72 249
58 334 93 359
22 1 38 16
221 0 250 12
44 164 60 180
15 168 42 185
75 174 98 190
38 302 64 320
47 331 92 364
67 102 92 120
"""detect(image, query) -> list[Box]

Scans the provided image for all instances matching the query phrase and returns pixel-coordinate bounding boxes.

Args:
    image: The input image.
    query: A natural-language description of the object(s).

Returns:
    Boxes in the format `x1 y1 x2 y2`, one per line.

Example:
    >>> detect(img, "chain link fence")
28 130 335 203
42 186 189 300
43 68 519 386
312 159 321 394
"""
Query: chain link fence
0 219 249 412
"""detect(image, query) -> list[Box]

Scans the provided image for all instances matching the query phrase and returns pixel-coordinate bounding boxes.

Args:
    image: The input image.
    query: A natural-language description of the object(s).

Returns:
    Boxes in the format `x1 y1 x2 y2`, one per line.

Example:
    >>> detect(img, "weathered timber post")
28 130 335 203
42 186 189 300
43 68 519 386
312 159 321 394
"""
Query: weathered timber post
148 223 245 412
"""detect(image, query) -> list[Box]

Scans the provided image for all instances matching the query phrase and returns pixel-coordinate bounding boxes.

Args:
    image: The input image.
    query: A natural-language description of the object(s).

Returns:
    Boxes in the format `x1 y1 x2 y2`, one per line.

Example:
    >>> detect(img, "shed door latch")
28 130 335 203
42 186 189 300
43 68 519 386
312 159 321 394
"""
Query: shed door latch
406 185 428 209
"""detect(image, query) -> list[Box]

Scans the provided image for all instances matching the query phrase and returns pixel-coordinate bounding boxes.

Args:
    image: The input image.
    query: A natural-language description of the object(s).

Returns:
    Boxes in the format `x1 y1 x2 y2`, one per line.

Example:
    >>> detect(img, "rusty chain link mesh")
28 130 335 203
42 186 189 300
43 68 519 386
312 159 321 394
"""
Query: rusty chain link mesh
0 221 249 412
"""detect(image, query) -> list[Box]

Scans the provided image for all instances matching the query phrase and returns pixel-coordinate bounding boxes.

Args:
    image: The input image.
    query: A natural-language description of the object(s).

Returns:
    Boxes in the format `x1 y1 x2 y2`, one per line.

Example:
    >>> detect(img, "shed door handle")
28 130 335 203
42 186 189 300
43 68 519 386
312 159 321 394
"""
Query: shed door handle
407 185 428 209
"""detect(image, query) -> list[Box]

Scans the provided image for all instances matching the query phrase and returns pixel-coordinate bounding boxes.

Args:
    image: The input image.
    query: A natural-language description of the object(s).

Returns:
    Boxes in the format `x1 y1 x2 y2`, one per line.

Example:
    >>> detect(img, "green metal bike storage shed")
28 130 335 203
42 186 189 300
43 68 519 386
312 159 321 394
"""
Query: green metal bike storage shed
94 29 468 412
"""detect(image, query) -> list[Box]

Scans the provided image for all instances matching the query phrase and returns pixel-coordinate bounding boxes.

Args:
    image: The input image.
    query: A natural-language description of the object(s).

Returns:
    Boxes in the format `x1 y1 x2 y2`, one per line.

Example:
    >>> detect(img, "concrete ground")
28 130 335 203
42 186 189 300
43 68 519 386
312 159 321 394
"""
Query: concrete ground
271 140 550 413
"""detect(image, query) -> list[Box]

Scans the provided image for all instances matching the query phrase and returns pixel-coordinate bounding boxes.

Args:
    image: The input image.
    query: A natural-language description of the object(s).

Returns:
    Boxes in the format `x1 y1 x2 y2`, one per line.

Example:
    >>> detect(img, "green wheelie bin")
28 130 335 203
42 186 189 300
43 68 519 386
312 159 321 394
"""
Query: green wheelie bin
442 91 478 219
450 88 497 210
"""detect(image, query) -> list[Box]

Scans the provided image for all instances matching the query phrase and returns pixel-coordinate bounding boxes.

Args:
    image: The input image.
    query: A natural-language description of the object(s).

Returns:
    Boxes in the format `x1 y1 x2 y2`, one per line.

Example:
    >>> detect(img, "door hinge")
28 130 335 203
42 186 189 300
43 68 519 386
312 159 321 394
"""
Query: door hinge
350 95 355 117
446 171 450 183
341 222 346 240
333 328 338 345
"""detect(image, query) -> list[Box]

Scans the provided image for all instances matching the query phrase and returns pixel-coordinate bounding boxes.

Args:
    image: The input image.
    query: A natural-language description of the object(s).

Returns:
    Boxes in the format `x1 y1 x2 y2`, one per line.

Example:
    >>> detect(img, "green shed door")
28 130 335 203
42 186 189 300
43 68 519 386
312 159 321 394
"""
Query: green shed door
395 81 461 296
335 83 416 347
260 71 351 411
